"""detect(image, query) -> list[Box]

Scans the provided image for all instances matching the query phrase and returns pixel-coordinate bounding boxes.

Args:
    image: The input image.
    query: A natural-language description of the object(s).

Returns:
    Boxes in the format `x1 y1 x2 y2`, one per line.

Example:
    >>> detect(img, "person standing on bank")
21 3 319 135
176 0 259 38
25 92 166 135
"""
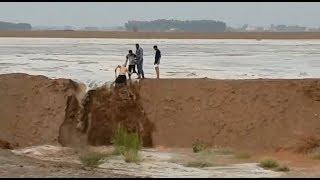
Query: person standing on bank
153 45 161 79
124 50 137 80
135 43 144 79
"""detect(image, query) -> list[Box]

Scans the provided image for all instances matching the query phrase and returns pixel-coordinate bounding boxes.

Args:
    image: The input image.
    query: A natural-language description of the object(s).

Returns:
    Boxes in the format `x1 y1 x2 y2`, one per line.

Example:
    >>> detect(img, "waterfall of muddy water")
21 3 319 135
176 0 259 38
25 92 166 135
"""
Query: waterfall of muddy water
59 81 155 147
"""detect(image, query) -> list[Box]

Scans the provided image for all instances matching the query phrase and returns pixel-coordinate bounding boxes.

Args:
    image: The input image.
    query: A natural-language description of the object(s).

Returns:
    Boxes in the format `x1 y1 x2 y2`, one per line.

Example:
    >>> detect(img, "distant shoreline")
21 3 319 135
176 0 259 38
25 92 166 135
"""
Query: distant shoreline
0 30 320 39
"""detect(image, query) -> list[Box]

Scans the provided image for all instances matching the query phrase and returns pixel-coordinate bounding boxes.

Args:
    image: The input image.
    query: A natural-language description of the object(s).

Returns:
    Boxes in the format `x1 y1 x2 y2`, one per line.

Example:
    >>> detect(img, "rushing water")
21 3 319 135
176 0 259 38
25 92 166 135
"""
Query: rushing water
0 38 320 87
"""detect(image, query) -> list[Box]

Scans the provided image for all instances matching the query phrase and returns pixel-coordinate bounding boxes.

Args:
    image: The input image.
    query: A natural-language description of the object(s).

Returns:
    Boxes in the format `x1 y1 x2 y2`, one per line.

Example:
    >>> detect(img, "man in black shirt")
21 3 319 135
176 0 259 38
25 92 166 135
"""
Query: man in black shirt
135 44 144 79
153 45 161 79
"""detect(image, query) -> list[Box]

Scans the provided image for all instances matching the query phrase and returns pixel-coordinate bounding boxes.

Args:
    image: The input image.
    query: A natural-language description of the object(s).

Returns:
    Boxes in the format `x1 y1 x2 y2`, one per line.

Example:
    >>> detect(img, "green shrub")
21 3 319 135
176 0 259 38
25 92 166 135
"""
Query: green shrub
111 126 142 154
111 125 142 163
79 152 108 168
111 126 127 155
192 140 206 153
124 149 141 163
259 158 280 169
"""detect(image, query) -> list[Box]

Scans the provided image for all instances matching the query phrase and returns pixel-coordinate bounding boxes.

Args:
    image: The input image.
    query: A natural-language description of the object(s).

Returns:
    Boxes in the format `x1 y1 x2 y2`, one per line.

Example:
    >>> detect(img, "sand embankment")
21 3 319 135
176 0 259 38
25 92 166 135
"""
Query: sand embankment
139 79 320 151
0 73 85 148
1 31 320 39
1 74 320 152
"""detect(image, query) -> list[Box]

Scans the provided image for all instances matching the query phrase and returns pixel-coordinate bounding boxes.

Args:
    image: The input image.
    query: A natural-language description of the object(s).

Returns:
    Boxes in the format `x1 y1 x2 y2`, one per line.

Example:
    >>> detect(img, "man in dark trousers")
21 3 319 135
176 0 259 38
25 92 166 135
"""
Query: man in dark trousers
135 44 144 79
124 50 137 80
153 45 161 79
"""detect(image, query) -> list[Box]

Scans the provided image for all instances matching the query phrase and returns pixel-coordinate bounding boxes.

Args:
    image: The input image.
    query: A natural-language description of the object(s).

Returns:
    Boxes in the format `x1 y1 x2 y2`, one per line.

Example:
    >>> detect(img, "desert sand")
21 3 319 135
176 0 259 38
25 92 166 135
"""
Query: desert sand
0 30 320 39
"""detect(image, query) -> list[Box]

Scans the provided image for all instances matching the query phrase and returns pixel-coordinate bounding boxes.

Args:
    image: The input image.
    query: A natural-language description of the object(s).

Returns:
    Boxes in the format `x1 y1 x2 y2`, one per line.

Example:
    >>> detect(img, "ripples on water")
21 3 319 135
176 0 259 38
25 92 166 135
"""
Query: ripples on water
0 38 320 87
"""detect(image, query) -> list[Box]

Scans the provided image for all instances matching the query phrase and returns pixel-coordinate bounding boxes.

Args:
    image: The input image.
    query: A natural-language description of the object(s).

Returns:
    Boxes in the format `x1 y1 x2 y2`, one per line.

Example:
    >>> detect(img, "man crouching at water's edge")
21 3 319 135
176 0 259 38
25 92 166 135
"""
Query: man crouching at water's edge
114 64 128 86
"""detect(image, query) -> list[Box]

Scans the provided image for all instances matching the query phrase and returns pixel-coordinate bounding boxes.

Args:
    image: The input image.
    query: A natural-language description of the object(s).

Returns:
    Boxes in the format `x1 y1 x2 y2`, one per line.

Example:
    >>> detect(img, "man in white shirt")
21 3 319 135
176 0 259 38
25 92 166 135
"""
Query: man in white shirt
124 50 137 80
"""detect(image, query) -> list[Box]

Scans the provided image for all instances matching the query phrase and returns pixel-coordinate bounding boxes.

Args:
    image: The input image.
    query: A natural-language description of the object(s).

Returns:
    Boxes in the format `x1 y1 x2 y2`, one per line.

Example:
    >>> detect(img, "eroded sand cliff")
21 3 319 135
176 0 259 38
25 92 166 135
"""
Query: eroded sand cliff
1 74 320 153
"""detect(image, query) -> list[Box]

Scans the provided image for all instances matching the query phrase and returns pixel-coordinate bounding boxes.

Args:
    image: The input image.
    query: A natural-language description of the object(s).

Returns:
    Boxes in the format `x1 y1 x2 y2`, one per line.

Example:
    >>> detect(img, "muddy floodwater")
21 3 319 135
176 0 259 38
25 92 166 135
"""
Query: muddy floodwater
1 38 320 87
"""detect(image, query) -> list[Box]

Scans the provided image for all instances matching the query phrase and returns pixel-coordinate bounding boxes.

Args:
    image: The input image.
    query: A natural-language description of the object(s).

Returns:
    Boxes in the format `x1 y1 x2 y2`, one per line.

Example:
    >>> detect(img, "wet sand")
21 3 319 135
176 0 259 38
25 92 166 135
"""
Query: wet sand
0 31 320 39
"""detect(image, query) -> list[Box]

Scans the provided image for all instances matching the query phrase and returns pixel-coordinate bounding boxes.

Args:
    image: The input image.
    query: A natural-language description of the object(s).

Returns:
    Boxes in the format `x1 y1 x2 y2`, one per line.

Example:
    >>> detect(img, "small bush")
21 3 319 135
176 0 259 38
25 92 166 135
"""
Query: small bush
124 149 141 163
79 152 108 168
111 126 142 154
259 158 280 169
111 125 142 163
111 126 127 155
275 165 290 172
192 140 206 153
234 152 251 159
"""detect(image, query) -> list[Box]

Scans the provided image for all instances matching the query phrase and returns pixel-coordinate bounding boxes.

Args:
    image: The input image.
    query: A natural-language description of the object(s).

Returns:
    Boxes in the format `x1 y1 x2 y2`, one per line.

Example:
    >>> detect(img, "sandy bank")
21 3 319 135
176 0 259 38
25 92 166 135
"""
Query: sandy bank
1 31 320 39
0 73 86 148
1 74 320 152
139 78 320 151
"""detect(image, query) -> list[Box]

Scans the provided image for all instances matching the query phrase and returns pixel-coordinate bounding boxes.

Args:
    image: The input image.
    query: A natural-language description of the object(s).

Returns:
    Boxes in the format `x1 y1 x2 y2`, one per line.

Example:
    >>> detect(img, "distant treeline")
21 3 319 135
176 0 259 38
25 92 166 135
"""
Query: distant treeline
125 19 227 33
0 21 32 31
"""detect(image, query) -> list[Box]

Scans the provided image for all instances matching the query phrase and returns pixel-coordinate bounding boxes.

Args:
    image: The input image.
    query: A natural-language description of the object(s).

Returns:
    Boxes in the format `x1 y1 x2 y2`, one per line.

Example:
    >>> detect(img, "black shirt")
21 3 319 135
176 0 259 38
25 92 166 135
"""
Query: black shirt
154 49 161 65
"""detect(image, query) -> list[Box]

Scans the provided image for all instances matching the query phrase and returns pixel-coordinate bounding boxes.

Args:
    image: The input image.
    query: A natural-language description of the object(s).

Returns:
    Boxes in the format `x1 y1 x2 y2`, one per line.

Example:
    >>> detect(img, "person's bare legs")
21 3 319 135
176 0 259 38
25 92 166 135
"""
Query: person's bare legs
155 66 159 79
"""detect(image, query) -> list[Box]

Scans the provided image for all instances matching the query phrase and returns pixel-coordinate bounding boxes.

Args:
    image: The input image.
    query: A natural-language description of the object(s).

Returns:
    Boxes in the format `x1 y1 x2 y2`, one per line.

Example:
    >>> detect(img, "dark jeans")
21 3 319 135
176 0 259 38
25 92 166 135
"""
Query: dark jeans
128 65 137 75
115 75 127 84
128 65 136 79
137 59 144 78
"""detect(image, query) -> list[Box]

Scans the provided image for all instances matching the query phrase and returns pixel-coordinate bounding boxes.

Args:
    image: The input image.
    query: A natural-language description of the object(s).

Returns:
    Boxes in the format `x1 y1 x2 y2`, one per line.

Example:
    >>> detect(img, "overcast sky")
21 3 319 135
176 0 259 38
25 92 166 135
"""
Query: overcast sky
0 2 319 28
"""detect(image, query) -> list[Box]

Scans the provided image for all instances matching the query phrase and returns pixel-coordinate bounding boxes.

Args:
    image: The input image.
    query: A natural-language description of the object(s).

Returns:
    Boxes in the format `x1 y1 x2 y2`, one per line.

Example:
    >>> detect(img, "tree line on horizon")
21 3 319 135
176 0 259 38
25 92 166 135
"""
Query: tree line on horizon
125 19 227 33
0 21 32 31
0 19 318 32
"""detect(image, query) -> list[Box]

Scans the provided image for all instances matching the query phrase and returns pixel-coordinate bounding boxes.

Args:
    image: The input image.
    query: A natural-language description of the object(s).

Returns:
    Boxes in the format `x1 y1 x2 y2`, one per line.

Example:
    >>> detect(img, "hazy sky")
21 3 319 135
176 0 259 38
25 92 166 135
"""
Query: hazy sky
0 2 319 28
